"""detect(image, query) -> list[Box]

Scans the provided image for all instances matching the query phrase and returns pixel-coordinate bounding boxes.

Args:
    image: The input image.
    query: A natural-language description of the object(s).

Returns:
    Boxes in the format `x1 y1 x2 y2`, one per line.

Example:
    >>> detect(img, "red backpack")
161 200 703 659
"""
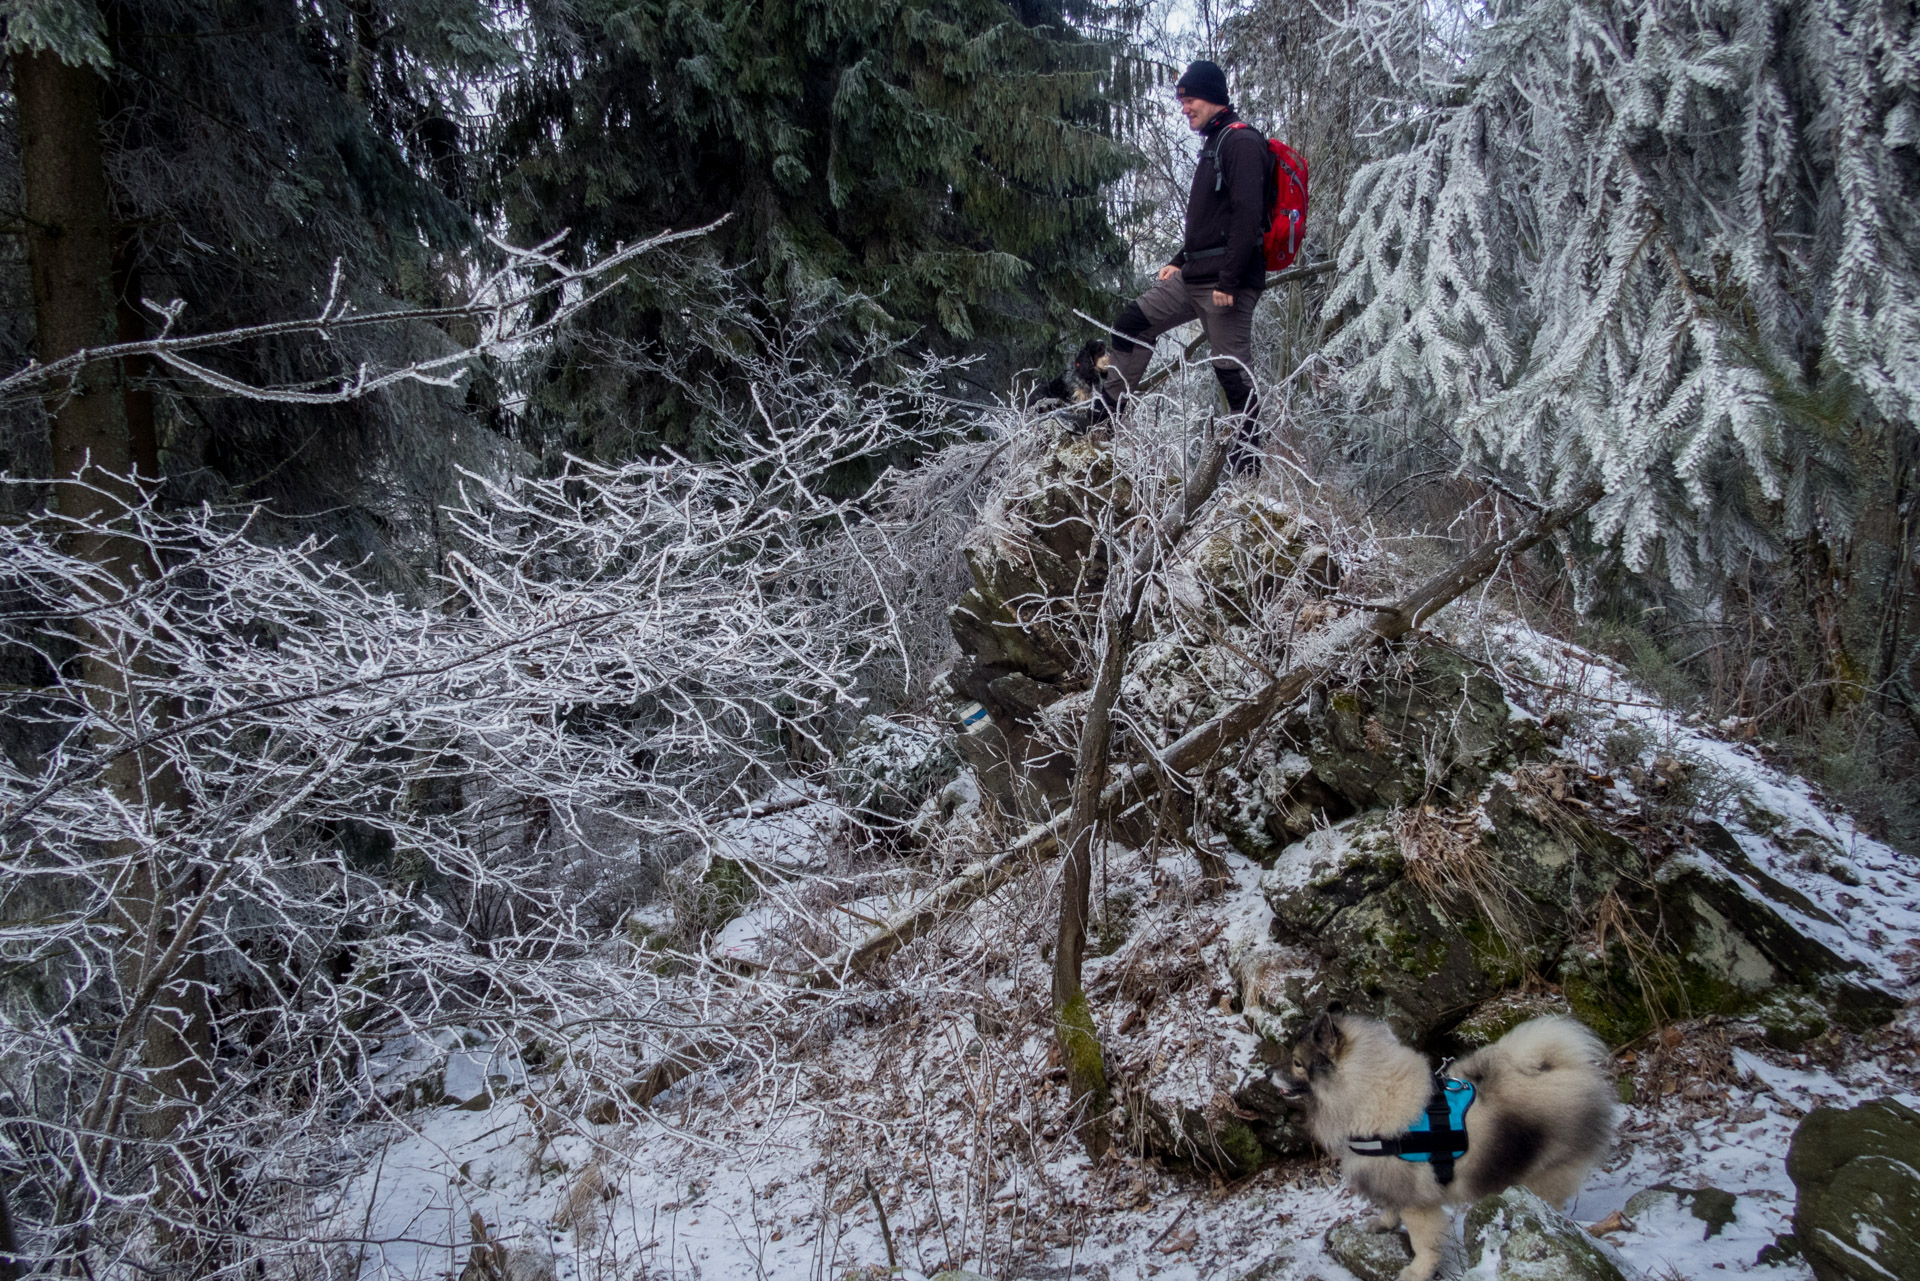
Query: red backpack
1223 122 1310 273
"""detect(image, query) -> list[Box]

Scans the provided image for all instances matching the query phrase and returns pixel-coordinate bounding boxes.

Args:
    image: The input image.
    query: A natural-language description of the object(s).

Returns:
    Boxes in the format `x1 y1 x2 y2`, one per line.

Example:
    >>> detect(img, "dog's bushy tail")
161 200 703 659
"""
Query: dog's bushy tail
1456 1015 1617 1203
1495 1016 1612 1079
1455 1015 1616 1124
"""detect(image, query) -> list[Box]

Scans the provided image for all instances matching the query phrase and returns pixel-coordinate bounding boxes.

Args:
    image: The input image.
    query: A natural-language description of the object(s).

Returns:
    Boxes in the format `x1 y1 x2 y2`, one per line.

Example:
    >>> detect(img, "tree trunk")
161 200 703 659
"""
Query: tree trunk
1050 422 1237 1158
112 228 161 487
18 50 129 503
1799 533 1861 715
18 46 216 1253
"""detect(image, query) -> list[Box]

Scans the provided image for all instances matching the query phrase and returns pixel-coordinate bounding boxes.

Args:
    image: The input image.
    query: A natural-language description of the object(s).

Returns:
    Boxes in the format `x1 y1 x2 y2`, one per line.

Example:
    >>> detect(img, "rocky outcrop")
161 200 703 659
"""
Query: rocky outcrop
946 439 1126 821
1248 790 1643 1047
938 433 1905 1171
1787 1096 1920 1281
1233 765 1898 1051
946 439 1334 824
1652 822 1899 1033
1463 1187 1631 1281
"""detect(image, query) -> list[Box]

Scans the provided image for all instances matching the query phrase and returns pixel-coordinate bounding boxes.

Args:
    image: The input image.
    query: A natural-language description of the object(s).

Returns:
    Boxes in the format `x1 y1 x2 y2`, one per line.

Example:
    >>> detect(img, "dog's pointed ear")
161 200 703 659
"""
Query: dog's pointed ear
1305 1010 1345 1054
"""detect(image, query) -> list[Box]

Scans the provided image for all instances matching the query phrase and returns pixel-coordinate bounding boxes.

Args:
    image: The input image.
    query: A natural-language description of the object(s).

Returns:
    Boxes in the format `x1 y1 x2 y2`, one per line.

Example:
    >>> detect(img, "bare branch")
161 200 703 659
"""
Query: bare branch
0 220 728 406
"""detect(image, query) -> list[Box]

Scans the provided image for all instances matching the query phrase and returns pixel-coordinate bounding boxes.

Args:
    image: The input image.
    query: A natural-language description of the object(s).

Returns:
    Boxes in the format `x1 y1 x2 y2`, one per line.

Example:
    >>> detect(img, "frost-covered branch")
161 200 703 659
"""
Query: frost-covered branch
0 220 726 407
1321 0 1920 582
0 344 966 1272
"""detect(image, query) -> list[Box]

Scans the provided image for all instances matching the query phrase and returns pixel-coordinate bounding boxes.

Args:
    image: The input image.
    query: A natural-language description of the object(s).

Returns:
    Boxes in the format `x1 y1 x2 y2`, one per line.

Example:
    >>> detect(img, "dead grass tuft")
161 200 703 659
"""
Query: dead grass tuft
1394 802 1530 953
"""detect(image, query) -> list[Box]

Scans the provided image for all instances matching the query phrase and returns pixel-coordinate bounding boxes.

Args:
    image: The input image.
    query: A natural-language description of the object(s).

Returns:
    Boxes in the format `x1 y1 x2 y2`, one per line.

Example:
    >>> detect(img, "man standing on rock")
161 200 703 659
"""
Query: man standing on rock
1099 59 1271 472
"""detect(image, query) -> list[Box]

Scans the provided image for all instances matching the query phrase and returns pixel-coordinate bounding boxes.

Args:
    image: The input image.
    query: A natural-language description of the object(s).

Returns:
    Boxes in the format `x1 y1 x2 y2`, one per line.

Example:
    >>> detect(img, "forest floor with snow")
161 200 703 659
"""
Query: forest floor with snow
322 610 1920 1281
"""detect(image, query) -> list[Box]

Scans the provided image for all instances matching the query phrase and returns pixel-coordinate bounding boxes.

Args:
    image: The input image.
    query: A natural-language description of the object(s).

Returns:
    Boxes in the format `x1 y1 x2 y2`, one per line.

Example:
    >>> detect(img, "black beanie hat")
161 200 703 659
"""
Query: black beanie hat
1175 60 1231 107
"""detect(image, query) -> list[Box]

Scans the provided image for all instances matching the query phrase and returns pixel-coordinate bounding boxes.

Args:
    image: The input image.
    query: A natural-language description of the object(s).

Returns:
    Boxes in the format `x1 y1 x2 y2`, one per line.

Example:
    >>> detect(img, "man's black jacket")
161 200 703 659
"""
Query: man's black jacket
1171 110 1270 295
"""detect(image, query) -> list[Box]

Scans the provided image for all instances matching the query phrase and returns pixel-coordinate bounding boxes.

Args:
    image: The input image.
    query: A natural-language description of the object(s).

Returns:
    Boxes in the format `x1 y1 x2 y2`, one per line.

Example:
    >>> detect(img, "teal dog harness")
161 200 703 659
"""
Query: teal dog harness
1347 1073 1475 1185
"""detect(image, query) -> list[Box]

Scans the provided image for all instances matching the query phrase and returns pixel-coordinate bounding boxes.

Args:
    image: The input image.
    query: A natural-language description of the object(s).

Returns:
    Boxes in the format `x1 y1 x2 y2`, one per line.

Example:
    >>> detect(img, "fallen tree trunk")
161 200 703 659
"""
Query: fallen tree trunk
805 481 1603 985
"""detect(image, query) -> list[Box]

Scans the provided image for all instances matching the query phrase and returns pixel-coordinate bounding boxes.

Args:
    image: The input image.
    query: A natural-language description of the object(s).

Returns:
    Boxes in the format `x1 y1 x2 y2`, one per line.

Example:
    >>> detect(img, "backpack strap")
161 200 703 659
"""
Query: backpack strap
1209 120 1258 192
1272 148 1305 193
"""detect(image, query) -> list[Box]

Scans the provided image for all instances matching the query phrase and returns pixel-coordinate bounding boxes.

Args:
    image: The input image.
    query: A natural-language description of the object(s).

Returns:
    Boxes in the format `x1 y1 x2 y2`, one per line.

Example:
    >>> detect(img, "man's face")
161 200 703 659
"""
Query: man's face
1178 92 1226 132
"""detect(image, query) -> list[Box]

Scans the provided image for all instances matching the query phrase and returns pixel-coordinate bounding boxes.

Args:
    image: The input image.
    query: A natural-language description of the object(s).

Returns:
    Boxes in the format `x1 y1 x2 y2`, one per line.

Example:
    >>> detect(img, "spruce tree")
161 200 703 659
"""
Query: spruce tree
487 0 1143 460
1316 0 1920 587
3 0 511 563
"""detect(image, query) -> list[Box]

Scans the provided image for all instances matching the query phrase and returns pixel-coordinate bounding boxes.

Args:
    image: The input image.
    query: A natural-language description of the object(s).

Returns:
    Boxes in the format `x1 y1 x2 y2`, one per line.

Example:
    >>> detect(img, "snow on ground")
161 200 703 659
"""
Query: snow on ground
325 615 1918 1281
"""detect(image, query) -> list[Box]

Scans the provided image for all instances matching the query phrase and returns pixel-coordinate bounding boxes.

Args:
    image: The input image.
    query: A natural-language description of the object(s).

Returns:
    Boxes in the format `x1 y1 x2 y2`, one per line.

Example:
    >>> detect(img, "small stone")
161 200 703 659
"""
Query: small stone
1464 1186 1630 1280
443 1050 493 1110
1324 1219 1412 1281
1624 1183 1739 1239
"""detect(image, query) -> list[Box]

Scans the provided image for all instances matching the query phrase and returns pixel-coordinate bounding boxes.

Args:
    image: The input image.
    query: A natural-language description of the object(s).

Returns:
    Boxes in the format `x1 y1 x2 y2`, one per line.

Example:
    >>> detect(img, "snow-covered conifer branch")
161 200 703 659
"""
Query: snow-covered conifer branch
1320 0 1920 582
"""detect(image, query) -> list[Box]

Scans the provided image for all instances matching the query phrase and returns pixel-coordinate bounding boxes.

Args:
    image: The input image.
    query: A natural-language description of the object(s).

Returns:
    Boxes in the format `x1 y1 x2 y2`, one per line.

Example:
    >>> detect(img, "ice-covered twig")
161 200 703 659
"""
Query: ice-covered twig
0 220 725 406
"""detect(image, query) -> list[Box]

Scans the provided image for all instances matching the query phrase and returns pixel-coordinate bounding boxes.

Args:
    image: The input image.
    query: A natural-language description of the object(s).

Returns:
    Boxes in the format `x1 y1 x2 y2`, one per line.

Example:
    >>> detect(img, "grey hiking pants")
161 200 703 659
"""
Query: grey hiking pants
1101 271 1261 421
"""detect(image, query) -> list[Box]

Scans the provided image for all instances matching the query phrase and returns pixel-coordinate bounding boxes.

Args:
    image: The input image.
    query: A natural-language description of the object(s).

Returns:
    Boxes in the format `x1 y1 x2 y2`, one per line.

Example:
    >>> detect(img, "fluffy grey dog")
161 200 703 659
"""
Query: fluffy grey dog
1275 1011 1617 1281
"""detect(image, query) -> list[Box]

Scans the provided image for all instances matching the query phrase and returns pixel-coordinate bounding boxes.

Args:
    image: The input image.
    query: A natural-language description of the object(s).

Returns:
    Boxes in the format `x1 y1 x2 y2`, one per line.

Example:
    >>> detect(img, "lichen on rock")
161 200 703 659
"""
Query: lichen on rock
1463 1186 1631 1280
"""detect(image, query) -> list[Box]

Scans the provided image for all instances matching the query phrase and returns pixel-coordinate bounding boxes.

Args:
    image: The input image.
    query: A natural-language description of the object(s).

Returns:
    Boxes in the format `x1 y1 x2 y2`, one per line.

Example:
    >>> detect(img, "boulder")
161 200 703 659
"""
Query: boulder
1257 813 1495 1045
1622 1183 1739 1240
1205 734 1346 862
1304 643 1544 812
1651 828 1898 1031
948 437 1121 704
943 438 1347 830
1556 826 1897 1047
1168 490 1336 620
1463 1187 1631 1281
1254 802 1633 1047
1246 756 1893 1052
1787 1096 1920 1281
945 438 1122 820
1324 1219 1413 1281
1205 640 1546 865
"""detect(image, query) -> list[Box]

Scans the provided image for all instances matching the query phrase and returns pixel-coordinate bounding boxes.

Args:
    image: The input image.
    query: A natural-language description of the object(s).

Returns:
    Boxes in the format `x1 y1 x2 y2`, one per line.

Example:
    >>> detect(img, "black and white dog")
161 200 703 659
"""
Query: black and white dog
1041 339 1112 409
1274 1011 1617 1281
